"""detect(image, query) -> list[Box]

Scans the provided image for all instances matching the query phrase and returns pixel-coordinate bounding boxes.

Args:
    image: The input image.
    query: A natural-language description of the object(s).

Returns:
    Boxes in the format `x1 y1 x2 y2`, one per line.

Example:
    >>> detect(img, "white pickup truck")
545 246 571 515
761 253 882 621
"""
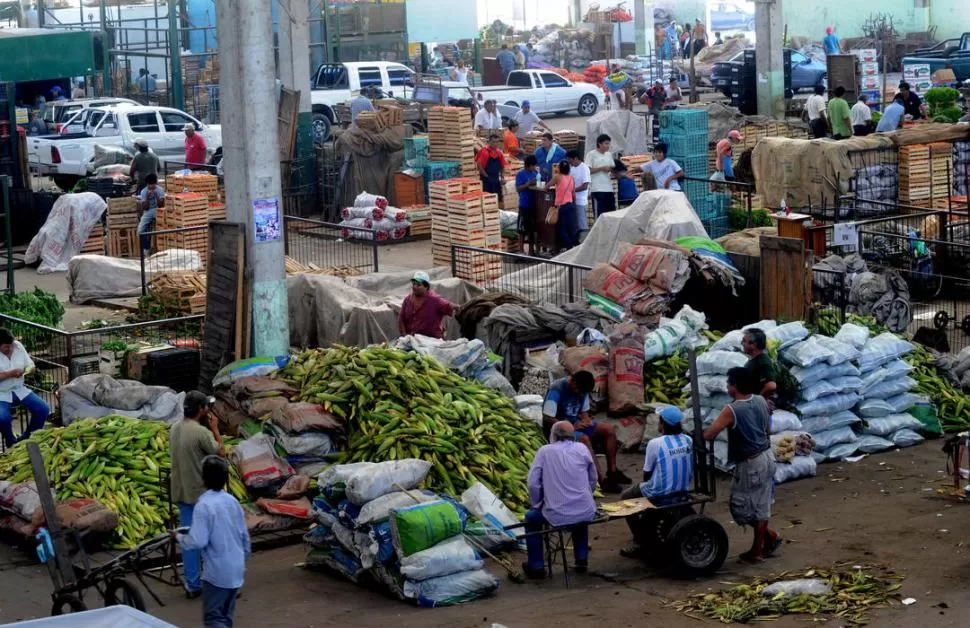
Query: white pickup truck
30 105 222 191
475 70 604 117
311 61 415 143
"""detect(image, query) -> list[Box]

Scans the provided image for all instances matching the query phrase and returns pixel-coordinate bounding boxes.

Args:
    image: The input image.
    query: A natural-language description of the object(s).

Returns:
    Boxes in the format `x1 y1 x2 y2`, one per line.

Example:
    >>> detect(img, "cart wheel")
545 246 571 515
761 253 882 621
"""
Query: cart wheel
666 515 729 577
961 316 970 335
934 310 950 330
636 506 694 560
104 578 147 612
51 593 87 616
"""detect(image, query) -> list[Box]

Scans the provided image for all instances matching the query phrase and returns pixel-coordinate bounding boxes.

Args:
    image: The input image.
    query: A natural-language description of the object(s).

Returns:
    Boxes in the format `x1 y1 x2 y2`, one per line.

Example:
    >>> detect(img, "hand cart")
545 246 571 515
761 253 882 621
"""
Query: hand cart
26 442 184 616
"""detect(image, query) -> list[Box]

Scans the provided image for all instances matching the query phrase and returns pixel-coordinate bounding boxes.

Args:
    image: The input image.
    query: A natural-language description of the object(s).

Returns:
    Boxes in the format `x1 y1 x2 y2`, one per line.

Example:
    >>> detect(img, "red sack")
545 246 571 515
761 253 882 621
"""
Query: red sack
256 497 312 519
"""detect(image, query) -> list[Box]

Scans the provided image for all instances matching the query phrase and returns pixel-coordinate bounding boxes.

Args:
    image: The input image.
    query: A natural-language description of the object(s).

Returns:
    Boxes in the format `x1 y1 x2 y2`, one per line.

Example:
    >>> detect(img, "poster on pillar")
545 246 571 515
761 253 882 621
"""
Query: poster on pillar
406 0 479 43
253 198 281 243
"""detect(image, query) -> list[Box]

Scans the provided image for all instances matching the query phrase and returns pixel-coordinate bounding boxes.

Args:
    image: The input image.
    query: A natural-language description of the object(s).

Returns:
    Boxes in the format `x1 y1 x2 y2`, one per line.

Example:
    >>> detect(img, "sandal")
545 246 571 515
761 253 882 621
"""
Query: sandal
764 535 784 558
738 550 763 564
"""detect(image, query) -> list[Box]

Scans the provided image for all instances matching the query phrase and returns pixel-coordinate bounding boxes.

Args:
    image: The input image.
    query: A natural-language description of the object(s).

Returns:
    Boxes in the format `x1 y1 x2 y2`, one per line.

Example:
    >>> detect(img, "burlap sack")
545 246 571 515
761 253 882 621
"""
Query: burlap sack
270 402 343 433
229 376 298 398
246 397 290 419
609 242 684 293
583 263 647 304
256 497 312 519
31 498 119 534
276 475 311 500
213 400 249 437
607 323 646 414
561 346 609 408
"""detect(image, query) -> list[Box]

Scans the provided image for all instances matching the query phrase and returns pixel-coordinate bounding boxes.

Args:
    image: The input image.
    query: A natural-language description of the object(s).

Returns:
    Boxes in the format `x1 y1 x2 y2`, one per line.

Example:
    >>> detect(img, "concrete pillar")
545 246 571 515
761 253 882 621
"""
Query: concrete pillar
277 0 313 182
168 0 184 110
215 0 289 356
634 0 647 56
754 0 785 119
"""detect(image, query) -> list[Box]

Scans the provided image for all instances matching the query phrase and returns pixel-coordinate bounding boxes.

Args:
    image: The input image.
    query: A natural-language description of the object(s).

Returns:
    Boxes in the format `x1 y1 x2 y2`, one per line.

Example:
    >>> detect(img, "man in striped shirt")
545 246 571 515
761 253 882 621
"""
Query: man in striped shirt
620 406 693 557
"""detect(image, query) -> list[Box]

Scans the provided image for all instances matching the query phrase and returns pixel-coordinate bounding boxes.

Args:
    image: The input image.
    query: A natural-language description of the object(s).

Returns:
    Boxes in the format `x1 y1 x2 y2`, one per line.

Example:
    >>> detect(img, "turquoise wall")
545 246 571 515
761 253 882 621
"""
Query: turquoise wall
930 0 969 41
781 4 927 41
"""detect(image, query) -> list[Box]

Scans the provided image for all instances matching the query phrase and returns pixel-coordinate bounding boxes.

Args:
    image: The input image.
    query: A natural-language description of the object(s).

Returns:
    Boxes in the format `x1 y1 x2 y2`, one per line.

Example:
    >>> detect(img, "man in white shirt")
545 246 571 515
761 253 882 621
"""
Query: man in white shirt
474 100 502 131
851 94 873 137
806 85 828 138
0 328 49 448
512 100 550 138
641 143 684 191
567 150 592 242
585 134 616 218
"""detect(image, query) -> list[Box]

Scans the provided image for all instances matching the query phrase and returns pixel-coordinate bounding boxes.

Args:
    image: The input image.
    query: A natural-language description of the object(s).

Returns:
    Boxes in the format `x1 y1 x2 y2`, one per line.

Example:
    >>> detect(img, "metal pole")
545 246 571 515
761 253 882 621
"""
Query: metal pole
1 176 12 295
99 0 112 99
37 0 46 27
168 0 184 110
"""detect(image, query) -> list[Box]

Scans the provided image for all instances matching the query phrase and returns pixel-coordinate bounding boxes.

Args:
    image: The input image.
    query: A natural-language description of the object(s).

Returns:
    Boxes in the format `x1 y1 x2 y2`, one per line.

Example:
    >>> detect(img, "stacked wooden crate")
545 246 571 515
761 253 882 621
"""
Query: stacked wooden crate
554 130 579 152
150 272 207 315
403 205 431 237
157 193 210 258
208 203 227 222
430 178 482 267
80 224 105 255
106 197 140 258
929 143 953 204
899 145 932 206
428 106 476 178
447 192 503 282
167 173 220 203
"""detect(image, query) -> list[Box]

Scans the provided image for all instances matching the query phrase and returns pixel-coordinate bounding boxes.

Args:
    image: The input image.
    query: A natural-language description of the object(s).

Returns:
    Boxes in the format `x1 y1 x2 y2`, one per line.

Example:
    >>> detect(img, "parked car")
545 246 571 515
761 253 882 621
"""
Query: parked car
41 97 139 134
473 69 604 117
29 105 222 191
711 49 827 97
710 2 756 33
902 32 970 82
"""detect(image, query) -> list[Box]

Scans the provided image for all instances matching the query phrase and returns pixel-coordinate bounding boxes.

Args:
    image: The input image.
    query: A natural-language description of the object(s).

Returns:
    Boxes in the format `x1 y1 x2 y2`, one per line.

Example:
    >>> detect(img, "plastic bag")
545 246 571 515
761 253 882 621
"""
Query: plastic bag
863 376 916 401
356 490 437 527
711 329 744 353
811 426 858 450
400 536 484 581
402 568 500 607
889 428 924 447
391 501 464 557
858 333 915 372
767 322 810 349
855 434 894 453
812 334 861 365
231 434 294 489
773 456 818 484
354 192 389 209
475 365 516 397
781 337 835 368
834 323 870 349
800 380 842 402
829 376 863 394
791 361 859 387
800 411 861 433
819 441 859 461
696 350 748 376
863 413 924 436
857 398 895 419
0 482 41 521
577 328 607 346
213 355 291 388
795 392 861 418
771 410 803 434
762 578 832 597
885 393 921 414
318 462 377 491
460 482 522 540
274 430 335 460
345 459 433 506
910 401 942 436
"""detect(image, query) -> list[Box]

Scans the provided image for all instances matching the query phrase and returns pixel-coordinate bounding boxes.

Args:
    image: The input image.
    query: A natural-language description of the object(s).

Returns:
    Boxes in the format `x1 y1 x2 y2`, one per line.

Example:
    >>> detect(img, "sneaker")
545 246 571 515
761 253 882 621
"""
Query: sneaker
520 562 547 580
608 470 634 485
574 559 588 574
600 479 624 494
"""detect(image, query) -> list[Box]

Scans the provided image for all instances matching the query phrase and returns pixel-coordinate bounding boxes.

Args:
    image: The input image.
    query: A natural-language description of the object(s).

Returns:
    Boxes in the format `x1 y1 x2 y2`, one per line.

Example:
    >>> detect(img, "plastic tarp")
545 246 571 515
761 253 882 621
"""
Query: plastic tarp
25 192 107 274
493 191 707 303
59 374 185 426
585 110 648 158
67 249 204 303
288 268 485 348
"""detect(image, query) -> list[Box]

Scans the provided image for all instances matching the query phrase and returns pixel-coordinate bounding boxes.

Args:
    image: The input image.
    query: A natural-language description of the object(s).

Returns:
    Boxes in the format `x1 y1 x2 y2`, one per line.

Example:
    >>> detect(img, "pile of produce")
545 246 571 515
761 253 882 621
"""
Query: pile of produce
644 352 690 406
668 565 903 624
583 64 608 89
0 415 247 548
278 346 546 512
906 344 970 433
0 288 64 327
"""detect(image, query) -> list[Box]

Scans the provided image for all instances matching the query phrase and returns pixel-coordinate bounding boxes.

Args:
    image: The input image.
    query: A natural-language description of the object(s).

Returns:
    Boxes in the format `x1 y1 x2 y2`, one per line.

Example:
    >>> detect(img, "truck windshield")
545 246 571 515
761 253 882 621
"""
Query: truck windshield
315 65 349 90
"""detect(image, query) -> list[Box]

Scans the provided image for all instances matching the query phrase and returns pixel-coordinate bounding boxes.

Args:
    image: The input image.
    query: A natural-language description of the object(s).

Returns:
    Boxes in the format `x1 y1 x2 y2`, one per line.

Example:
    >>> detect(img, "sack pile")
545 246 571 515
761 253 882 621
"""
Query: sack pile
0 481 118 543
230 433 311 535
306 461 505 607
339 193 411 241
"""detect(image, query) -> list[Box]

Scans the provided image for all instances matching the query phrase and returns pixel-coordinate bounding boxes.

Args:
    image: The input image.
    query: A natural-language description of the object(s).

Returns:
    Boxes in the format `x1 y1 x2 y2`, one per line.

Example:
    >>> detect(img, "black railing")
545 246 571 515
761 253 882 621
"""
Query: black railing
283 216 379 274
681 175 757 240
139 225 210 295
450 245 593 306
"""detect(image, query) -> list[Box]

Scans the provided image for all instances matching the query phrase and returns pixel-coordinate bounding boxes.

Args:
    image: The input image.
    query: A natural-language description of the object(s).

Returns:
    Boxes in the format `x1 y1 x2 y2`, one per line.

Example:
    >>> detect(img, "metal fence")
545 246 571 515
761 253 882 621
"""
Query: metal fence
450 245 592 307
283 216 379 274
681 176 759 239
803 208 948 256
139 225 209 295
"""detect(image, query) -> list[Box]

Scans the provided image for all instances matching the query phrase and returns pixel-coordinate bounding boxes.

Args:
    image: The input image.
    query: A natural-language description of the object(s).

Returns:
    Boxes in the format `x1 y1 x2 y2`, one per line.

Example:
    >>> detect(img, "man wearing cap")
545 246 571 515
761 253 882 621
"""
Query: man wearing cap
170 391 225 598
512 101 550 139
620 406 694 557
398 271 455 340
351 86 376 122
49 86 66 101
129 138 159 193
715 130 743 181
183 123 208 166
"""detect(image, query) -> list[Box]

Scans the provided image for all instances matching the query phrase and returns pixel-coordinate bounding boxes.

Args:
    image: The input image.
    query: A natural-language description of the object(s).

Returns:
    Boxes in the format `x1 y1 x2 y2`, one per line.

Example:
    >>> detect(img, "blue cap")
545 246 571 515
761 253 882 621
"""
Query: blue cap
658 406 684 426
50 86 62 94
522 100 531 108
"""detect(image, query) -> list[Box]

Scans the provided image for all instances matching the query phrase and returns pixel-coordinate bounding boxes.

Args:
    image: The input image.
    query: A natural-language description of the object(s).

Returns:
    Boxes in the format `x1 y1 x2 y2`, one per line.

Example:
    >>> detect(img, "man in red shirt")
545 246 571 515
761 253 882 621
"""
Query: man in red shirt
398 271 455 339
183 123 208 166
475 134 507 200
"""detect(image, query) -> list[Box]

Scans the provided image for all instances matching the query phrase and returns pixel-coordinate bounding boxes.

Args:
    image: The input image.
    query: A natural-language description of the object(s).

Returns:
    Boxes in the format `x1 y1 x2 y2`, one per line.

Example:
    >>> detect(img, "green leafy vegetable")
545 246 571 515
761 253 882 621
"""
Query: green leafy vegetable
0 288 65 328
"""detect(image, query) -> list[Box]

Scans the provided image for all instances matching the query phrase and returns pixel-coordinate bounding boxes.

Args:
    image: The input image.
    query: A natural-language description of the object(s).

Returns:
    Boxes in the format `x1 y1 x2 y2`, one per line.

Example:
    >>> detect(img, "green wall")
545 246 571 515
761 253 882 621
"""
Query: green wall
781 3 927 41
930 0 968 41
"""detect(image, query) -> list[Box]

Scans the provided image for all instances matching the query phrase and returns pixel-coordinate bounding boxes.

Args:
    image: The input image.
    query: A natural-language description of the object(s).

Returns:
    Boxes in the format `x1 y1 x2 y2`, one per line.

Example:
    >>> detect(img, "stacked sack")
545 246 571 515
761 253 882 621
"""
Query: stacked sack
339 193 411 241
263 403 342 474
307 460 502 607
230 433 311 535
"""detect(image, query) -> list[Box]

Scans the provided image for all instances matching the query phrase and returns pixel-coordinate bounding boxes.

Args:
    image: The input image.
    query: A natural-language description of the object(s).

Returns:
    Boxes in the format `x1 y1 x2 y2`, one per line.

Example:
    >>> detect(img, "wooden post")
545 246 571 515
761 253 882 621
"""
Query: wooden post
28 442 77 591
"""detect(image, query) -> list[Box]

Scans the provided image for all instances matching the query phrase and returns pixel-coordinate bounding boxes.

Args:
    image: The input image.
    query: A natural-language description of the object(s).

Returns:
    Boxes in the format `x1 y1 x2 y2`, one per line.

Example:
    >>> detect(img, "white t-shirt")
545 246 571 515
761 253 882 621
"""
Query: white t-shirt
641 158 683 191
474 109 501 130
806 94 827 121
585 150 615 193
512 110 541 137
0 341 35 403
850 101 872 126
571 162 591 207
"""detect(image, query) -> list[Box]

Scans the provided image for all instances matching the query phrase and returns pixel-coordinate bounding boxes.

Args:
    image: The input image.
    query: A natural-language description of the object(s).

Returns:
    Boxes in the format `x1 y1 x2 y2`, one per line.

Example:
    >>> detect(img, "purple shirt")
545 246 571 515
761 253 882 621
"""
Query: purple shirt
527 440 598 526
398 290 454 339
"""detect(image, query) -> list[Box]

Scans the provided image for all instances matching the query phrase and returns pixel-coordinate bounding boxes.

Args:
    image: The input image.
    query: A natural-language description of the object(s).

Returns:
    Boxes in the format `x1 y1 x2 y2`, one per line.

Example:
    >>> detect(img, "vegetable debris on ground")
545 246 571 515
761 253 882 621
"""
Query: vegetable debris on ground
278 346 546 511
667 565 903 624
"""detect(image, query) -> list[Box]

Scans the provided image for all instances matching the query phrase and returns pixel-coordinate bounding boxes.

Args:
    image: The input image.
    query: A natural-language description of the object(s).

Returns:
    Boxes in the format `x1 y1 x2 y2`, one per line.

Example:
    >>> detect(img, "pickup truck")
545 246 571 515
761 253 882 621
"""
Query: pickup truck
902 32 970 83
474 69 604 117
41 97 140 134
30 105 222 191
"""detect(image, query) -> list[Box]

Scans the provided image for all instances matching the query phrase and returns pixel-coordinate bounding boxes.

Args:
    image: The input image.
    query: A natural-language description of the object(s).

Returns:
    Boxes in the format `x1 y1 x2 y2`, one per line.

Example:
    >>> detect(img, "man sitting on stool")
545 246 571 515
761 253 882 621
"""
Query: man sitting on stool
523 421 598 579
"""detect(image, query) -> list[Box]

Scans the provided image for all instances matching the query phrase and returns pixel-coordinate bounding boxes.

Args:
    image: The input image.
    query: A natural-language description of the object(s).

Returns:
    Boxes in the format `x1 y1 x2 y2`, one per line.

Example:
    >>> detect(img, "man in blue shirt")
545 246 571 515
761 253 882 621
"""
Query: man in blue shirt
351 86 376 122
516 155 540 255
534 133 565 181
876 94 906 133
823 27 840 55
640 143 684 191
543 371 631 493
496 45 517 81
175 456 250 627
137 173 166 251
615 161 640 207
137 68 158 93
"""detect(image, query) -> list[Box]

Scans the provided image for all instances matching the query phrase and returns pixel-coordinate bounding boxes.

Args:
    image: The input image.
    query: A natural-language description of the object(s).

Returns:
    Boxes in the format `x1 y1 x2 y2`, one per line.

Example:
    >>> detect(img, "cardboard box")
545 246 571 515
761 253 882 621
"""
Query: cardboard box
932 68 957 84
860 76 882 90
860 62 880 77
903 64 931 80
855 49 878 63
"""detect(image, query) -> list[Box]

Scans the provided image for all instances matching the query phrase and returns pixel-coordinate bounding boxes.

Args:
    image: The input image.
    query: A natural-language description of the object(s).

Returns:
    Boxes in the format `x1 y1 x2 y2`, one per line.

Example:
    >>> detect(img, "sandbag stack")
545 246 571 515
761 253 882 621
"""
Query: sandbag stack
306 460 501 607
338 193 411 241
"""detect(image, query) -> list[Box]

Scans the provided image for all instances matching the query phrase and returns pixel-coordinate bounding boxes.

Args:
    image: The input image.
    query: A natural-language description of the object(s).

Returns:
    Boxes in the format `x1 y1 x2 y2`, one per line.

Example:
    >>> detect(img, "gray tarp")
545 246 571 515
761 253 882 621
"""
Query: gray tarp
60 374 185 426
67 249 204 303
336 125 407 215
288 268 485 348
585 109 648 158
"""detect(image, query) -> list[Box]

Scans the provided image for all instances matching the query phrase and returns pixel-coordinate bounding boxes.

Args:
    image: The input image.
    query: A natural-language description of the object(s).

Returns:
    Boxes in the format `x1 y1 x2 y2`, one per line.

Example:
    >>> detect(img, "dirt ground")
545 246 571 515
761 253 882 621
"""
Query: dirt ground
2 443 969 627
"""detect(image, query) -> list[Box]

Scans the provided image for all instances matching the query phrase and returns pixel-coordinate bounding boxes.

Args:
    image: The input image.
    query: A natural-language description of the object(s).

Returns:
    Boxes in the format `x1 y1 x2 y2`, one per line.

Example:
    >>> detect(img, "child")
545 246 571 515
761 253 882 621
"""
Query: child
614 161 640 208
550 159 577 250
137 173 165 252
175 456 250 628
515 155 540 255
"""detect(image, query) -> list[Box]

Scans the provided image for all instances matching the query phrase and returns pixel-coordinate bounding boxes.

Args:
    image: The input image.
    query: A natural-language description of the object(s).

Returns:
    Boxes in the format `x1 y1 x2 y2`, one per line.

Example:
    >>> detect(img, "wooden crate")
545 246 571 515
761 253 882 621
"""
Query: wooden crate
80 226 105 255
108 227 139 258
167 173 218 195
106 197 139 228
208 203 227 222
160 193 210 228
356 111 386 133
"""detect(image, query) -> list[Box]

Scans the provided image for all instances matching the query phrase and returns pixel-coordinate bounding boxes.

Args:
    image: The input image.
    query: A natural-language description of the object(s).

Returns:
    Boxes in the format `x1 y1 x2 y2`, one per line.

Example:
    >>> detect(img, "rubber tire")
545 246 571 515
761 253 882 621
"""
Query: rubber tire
935 311 950 330
666 514 729 577
311 112 332 145
51 593 87 616
578 94 599 116
53 175 81 192
104 578 147 612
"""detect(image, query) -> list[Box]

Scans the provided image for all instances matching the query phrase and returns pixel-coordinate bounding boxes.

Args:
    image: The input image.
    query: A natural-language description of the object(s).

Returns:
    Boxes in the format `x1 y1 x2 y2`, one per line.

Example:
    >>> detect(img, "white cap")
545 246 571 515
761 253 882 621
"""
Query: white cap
411 271 431 285
133 138 148 147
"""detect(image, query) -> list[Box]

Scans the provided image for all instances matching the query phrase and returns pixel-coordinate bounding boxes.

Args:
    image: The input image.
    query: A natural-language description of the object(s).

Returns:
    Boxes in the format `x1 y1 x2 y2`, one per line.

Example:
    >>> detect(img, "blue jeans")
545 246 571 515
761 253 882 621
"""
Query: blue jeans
138 206 157 251
202 582 237 628
0 393 49 449
524 508 589 570
557 202 577 250
178 503 202 592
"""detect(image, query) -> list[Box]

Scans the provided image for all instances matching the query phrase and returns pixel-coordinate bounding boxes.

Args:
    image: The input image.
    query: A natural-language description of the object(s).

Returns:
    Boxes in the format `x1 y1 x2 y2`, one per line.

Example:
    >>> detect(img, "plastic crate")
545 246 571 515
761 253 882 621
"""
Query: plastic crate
69 355 101 379
404 135 429 168
658 109 708 137
86 178 131 198
682 179 708 199
423 160 461 183
675 155 708 177
659 133 709 159
143 348 201 392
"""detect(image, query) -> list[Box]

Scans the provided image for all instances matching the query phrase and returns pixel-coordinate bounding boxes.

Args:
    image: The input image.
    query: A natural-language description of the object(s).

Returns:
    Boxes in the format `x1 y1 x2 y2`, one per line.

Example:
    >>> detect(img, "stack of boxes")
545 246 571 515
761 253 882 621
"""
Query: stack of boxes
898 145 932 207
430 178 482 266
853 48 882 109
428 106 476 178
157 193 210 259
430 179 503 281
659 109 725 232
106 197 140 258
